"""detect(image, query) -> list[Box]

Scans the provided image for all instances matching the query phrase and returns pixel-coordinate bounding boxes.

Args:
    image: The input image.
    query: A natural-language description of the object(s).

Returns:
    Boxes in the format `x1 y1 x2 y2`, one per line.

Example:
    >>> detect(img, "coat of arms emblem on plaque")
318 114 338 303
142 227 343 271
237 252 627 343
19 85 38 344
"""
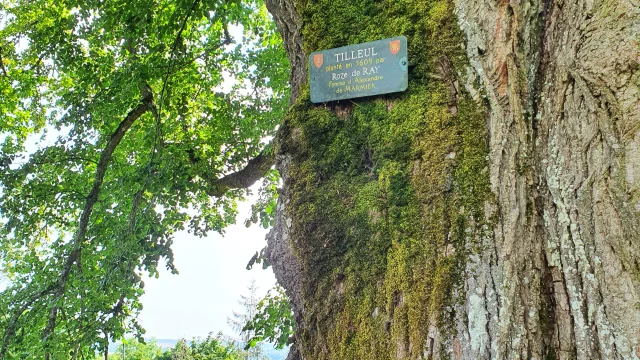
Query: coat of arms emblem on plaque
390 40 401 55
313 54 324 68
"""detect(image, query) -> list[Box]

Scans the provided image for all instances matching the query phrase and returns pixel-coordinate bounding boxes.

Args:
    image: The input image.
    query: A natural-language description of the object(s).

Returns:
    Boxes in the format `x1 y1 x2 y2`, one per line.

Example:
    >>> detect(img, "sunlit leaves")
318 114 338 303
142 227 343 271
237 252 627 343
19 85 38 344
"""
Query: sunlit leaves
243 285 294 350
0 0 288 356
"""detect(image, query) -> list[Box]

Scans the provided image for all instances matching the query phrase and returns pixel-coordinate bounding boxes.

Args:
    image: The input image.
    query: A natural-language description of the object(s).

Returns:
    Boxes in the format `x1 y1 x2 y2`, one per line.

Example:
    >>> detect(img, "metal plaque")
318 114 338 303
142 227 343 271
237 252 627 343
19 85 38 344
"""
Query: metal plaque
309 36 408 103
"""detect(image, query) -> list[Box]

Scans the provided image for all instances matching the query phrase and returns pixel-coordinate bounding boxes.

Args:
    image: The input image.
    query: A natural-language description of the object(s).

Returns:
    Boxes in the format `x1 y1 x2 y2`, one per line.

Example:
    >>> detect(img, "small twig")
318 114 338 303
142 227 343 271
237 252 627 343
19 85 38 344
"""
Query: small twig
0 47 8 77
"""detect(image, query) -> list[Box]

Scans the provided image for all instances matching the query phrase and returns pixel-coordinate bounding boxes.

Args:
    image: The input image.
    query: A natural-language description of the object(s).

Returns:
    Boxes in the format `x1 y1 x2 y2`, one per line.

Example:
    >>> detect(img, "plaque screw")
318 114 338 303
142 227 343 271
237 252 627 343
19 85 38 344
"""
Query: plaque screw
401 60 407 65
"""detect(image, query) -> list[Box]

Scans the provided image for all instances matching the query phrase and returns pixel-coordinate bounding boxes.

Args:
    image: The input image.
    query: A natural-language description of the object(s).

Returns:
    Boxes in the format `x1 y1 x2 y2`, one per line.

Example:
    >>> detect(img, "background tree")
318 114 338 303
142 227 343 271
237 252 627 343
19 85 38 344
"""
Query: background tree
159 335 245 360
243 285 294 350
107 338 163 360
188 333 244 360
102 335 243 360
165 340 191 360
0 0 288 358
227 279 268 360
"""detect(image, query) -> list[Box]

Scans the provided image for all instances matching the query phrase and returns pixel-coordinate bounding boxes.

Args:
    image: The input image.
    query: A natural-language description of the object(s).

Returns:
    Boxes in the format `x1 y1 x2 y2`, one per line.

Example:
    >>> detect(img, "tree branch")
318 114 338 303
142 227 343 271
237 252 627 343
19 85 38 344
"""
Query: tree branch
205 144 275 197
0 90 154 360
264 0 306 102
0 47 8 77
40 88 153 343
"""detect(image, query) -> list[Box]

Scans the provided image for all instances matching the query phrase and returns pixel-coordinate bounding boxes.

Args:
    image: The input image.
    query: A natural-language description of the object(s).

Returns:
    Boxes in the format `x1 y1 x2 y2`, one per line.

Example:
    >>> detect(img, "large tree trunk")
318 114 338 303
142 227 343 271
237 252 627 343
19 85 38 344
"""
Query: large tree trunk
265 0 640 359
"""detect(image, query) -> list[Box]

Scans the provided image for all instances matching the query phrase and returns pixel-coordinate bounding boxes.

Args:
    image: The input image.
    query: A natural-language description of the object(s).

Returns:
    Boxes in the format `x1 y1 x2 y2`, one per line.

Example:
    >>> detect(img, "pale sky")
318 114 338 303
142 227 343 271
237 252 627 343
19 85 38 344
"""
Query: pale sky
137 191 277 340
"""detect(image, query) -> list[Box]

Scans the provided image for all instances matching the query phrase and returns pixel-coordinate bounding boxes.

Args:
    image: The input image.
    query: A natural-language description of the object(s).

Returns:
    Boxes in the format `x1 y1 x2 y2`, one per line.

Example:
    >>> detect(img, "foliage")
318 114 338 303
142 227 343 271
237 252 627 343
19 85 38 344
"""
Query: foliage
242 285 294 350
0 0 289 357
245 246 271 271
187 334 244 360
108 338 163 360
246 168 279 230
164 340 192 360
157 335 244 360
227 279 268 360
102 335 243 360
244 169 278 271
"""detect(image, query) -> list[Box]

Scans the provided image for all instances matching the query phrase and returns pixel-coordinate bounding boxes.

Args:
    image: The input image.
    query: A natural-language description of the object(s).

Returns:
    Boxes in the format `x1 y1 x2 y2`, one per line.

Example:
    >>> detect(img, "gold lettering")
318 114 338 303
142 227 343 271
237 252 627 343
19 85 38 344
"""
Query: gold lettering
345 83 376 92
325 63 343 72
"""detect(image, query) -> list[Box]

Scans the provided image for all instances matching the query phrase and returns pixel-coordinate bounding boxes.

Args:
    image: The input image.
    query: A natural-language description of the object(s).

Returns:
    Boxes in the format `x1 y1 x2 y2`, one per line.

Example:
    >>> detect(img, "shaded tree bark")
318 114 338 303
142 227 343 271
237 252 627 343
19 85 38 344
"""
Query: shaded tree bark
263 2 307 360
456 0 640 358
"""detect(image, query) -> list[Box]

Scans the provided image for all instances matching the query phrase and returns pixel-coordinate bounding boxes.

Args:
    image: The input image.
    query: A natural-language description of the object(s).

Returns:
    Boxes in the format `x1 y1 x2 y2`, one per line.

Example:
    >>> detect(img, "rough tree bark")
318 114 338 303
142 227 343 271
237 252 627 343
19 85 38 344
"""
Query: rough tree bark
265 0 640 359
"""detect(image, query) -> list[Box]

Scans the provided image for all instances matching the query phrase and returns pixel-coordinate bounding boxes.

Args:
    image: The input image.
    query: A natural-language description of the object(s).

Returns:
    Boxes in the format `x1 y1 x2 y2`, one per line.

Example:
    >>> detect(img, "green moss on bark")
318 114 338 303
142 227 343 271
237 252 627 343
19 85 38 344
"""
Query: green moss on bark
278 0 491 358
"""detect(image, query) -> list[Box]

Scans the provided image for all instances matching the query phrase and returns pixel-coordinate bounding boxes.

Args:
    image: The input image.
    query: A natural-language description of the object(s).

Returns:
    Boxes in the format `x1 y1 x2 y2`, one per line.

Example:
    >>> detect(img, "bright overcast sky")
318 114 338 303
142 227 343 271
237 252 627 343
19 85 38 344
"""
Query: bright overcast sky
137 192 277 340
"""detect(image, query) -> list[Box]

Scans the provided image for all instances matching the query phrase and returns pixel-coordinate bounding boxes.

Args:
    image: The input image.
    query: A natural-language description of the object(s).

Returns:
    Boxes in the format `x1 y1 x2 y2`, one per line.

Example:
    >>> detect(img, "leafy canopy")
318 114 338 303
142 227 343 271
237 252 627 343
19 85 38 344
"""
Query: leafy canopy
106 338 163 360
0 0 288 357
243 285 294 350
100 335 244 360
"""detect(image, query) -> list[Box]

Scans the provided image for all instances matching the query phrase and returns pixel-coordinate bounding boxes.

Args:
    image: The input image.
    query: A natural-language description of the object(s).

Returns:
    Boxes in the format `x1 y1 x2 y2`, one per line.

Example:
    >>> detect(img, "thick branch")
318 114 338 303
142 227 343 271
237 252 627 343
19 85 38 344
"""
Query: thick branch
205 145 275 197
264 0 306 102
41 89 153 338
